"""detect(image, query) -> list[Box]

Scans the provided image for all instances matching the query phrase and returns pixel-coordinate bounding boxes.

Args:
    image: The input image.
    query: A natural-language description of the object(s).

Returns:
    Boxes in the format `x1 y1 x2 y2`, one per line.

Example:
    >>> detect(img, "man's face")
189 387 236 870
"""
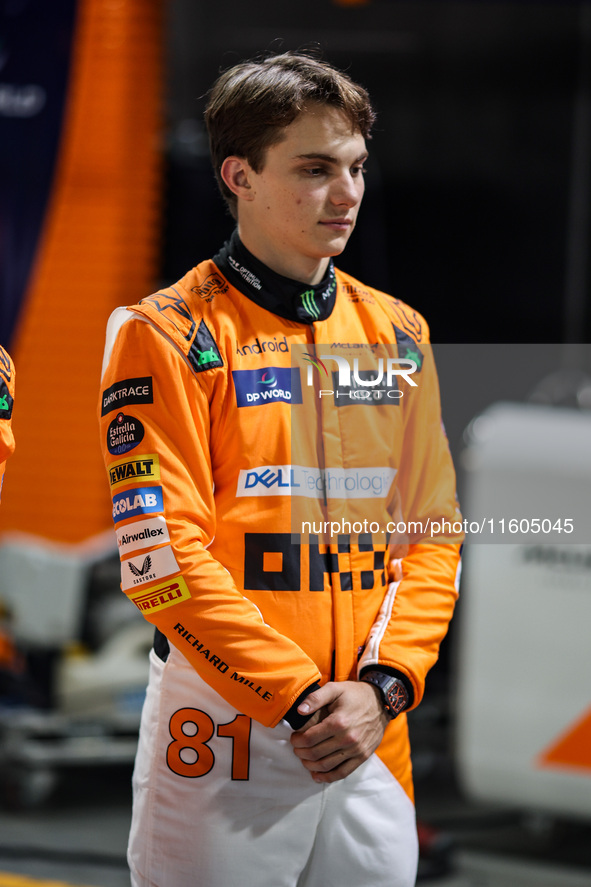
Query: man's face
238 104 368 283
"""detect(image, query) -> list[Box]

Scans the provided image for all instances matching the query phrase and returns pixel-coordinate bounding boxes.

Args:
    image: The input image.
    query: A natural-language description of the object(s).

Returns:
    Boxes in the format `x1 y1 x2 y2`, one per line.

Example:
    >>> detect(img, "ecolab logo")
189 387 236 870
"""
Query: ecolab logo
232 367 303 407
304 353 418 401
112 486 163 523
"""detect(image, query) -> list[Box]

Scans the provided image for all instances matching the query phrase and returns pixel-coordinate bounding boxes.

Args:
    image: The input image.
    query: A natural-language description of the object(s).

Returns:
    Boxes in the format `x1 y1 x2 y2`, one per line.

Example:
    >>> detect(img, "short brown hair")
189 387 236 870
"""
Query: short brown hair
204 51 376 218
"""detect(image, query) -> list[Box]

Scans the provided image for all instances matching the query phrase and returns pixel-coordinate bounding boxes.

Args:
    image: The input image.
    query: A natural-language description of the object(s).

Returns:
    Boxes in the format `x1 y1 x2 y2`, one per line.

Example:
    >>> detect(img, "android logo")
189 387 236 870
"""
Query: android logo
196 348 217 365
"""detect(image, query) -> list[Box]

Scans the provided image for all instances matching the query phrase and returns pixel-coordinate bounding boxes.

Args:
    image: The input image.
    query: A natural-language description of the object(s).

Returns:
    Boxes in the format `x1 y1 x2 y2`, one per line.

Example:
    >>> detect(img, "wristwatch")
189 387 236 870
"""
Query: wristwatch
361 671 409 720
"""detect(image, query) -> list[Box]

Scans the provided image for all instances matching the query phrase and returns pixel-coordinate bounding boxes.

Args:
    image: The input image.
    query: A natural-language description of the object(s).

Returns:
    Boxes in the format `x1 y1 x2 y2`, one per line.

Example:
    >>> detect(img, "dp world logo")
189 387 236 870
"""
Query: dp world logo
257 370 277 387
232 367 302 407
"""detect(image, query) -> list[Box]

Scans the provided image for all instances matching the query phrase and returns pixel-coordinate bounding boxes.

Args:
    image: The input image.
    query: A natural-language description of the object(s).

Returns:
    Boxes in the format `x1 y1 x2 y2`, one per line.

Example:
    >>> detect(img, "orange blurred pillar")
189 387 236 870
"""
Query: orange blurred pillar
0 0 163 549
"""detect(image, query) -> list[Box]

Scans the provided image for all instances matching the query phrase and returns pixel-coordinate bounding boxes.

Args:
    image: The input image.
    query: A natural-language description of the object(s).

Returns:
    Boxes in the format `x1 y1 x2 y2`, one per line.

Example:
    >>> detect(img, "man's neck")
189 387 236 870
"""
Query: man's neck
212 230 338 325
237 225 330 285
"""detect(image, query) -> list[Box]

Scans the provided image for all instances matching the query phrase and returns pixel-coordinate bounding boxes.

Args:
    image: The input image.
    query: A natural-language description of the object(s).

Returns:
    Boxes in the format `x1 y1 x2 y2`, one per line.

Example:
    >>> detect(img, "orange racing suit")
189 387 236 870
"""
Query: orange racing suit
99 232 462 886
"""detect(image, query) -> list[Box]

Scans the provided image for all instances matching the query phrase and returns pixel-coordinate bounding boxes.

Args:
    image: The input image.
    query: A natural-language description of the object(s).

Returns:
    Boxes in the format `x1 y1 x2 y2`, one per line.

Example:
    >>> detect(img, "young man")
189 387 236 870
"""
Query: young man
99 52 462 887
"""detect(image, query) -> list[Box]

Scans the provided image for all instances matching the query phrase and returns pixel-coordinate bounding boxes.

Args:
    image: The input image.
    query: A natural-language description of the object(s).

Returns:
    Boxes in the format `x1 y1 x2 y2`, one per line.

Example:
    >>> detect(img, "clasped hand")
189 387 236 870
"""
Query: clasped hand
289 680 389 784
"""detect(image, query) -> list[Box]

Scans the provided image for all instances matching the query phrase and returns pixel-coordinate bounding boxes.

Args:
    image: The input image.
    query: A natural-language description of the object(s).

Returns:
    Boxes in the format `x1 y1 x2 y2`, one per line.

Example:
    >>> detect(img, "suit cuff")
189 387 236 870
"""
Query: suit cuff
284 681 321 729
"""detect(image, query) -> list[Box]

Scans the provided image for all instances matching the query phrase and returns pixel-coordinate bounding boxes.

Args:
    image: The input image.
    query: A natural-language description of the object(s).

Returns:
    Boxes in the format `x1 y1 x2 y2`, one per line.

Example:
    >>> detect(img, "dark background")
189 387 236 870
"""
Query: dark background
163 1 591 347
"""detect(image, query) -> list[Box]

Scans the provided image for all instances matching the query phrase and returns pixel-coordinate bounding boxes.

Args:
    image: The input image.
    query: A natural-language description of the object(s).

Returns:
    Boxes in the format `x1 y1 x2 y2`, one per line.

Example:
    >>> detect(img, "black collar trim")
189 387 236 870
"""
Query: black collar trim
212 229 337 324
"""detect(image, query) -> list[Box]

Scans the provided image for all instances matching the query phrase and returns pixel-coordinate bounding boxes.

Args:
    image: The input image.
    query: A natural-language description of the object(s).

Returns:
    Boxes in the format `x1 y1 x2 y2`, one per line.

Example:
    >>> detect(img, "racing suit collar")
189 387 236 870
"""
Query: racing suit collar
212 229 337 324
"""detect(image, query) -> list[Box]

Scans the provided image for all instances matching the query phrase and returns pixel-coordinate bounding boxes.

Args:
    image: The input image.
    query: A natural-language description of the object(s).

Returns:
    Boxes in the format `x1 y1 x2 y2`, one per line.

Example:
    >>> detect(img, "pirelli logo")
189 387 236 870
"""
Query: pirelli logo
109 454 160 489
129 577 190 613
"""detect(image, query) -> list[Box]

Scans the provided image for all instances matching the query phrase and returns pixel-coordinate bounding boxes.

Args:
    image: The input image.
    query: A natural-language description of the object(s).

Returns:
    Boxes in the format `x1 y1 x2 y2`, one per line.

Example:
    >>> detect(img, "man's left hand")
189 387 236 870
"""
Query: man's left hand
289 681 389 783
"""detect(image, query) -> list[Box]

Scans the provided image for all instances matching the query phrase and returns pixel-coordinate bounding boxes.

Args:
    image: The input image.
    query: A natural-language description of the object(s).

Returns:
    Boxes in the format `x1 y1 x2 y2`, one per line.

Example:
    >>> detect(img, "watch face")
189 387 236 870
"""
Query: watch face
386 679 408 714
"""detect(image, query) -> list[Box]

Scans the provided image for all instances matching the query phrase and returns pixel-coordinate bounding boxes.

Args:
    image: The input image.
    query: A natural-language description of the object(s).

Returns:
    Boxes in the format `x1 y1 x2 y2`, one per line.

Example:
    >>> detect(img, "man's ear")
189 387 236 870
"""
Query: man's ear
220 156 255 202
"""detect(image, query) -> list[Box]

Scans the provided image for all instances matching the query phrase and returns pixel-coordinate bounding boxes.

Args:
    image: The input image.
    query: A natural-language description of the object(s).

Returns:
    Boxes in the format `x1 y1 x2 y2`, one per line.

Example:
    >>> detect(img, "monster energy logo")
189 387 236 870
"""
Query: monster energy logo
300 289 320 320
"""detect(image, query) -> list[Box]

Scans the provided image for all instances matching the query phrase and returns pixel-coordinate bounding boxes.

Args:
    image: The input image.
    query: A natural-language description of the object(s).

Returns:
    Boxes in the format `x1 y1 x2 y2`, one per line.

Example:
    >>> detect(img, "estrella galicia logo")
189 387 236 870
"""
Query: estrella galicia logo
101 376 153 416
107 413 145 455
0 380 13 419
232 367 303 407
112 486 164 523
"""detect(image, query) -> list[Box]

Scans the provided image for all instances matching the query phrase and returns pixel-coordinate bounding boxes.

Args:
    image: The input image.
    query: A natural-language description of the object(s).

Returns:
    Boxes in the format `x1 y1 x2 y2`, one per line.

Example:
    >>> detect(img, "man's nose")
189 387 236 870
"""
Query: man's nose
330 172 363 207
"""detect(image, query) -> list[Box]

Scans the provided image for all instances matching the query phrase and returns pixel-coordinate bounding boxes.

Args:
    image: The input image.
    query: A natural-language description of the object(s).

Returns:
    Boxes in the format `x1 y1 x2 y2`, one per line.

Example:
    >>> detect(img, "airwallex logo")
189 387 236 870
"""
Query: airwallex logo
302 352 418 405
232 367 303 407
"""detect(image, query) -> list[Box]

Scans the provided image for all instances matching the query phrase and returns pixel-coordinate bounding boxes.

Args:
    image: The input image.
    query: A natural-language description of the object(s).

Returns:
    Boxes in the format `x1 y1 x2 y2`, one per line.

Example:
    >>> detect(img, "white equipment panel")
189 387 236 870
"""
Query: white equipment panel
455 402 591 820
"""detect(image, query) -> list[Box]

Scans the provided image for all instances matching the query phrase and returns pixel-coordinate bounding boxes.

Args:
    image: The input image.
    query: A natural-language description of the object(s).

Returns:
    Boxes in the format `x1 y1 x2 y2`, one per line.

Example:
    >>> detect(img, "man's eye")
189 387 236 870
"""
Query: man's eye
352 165 367 176
304 167 326 176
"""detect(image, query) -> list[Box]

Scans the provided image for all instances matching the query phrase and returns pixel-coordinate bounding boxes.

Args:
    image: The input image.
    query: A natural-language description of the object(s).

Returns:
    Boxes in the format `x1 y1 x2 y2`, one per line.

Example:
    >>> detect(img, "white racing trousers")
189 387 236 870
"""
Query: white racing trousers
129 646 418 887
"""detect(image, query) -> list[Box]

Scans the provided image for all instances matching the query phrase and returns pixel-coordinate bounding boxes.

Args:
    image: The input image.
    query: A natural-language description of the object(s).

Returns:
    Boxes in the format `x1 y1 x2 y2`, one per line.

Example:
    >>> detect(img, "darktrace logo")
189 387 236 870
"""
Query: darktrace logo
101 376 153 416
232 367 303 407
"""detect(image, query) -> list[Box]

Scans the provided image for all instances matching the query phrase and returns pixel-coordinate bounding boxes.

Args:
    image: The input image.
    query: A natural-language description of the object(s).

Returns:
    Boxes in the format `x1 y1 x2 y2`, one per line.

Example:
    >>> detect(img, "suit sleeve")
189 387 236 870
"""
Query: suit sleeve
358 333 462 709
99 313 321 727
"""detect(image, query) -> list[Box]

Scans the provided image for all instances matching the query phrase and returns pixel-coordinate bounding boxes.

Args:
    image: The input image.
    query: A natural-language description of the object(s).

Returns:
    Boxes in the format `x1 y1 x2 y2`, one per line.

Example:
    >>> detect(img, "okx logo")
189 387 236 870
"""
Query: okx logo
232 367 302 407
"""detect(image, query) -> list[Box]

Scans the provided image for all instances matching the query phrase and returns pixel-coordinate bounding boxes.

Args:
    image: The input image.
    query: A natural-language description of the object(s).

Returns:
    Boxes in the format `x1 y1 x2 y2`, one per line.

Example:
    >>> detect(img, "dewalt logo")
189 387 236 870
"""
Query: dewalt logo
109 454 161 489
